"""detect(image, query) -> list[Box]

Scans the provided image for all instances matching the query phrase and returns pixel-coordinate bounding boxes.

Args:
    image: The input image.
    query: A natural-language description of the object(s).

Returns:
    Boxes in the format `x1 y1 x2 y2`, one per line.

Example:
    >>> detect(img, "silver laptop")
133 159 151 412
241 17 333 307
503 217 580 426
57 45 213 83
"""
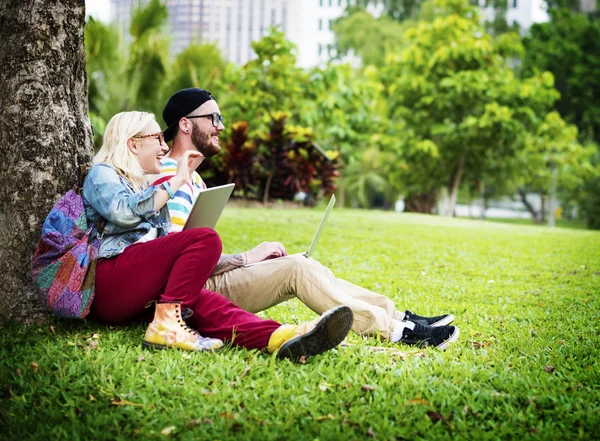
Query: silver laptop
244 195 336 267
183 183 235 230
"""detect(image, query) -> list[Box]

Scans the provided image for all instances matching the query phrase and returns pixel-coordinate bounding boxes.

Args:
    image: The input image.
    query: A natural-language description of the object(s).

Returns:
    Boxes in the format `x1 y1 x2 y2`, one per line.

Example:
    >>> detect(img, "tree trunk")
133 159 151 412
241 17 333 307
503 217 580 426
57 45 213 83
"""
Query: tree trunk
0 0 93 324
479 180 486 220
337 175 345 208
404 191 437 213
263 169 273 205
517 188 542 224
548 167 558 228
540 190 546 223
446 156 465 217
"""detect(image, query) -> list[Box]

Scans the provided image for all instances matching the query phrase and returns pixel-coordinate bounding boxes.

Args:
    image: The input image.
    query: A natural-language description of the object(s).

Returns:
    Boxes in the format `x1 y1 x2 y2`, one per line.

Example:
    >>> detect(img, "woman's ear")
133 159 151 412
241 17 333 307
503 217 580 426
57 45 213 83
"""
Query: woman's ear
127 137 138 154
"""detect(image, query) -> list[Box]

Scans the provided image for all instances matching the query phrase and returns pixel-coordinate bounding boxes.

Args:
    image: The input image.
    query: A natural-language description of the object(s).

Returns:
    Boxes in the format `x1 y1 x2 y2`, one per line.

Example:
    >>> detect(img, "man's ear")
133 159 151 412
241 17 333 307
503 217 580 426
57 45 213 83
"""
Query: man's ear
127 137 138 154
179 118 190 134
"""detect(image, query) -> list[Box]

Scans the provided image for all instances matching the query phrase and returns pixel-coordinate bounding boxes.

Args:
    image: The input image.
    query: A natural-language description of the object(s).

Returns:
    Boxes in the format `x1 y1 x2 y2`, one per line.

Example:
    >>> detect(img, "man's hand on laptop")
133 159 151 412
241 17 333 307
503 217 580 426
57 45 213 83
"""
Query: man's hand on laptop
244 242 288 265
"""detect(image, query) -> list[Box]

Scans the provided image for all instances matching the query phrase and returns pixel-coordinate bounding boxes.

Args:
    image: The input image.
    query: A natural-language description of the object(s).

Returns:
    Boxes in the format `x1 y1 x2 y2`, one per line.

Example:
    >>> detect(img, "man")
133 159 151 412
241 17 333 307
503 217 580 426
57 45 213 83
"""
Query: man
154 88 460 350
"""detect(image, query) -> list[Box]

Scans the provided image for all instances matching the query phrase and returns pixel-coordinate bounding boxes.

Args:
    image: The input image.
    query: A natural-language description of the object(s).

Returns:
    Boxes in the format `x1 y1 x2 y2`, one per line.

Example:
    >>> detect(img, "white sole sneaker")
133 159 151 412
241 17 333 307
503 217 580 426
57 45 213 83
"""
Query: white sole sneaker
436 326 460 350
431 314 455 327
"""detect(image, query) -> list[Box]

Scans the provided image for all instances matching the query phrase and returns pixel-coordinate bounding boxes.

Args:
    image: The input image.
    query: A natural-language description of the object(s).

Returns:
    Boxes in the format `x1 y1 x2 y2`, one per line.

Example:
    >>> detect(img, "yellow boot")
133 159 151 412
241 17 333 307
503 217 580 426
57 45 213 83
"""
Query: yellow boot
268 306 354 361
143 302 223 351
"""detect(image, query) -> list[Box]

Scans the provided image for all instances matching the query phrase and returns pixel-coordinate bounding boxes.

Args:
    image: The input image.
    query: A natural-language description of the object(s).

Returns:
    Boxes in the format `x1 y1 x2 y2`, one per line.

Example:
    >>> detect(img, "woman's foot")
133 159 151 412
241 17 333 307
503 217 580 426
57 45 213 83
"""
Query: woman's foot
143 302 223 351
268 306 354 361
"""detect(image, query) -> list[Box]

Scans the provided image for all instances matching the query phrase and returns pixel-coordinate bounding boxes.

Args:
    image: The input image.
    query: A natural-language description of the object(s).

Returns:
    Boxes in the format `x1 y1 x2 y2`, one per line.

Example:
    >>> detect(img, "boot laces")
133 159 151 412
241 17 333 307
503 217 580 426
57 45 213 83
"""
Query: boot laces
175 306 200 337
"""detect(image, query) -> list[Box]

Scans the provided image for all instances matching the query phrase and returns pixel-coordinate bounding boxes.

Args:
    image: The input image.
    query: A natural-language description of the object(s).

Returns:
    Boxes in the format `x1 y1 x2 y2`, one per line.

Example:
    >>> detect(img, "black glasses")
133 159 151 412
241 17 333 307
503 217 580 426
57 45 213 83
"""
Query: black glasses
186 113 225 128
133 132 165 144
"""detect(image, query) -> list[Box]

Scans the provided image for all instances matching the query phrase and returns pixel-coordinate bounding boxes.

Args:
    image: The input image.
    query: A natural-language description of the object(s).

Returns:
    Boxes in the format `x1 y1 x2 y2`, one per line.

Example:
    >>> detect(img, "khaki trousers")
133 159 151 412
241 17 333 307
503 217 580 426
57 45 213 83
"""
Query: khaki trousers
205 254 403 340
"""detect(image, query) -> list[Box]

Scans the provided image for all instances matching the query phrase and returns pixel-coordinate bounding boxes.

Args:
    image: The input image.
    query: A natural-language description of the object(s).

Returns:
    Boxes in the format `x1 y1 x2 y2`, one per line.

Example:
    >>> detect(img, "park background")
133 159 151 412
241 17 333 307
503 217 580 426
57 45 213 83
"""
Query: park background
83 0 600 229
1 0 599 440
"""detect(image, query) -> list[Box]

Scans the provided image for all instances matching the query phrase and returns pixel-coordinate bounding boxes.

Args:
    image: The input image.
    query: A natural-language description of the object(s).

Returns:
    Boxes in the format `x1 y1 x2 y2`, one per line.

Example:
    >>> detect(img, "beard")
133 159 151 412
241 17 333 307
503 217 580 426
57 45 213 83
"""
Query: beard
191 122 221 157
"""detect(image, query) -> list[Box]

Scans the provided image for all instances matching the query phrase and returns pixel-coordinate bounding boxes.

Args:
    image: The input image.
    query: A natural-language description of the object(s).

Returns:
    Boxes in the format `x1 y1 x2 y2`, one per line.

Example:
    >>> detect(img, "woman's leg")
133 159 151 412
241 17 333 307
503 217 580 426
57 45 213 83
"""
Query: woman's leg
91 228 280 349
185 289 280 350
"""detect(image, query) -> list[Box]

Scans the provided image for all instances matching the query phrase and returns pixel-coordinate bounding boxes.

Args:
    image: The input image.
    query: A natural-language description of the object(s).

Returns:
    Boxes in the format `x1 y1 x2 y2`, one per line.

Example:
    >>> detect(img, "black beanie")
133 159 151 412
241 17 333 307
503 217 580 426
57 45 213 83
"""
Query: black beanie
162 88 214 142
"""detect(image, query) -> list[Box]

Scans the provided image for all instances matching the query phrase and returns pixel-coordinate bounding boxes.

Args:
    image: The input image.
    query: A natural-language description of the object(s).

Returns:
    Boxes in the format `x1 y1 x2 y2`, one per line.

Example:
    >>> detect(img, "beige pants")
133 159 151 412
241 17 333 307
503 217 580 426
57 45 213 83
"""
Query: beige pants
205 254 404 340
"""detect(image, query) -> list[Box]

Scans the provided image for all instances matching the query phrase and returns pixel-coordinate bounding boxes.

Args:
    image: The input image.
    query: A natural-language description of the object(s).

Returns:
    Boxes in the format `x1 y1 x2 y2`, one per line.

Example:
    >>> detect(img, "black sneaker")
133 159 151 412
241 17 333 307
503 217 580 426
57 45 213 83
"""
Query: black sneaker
399 323 460 350
278 306 354 361
404 310 455 327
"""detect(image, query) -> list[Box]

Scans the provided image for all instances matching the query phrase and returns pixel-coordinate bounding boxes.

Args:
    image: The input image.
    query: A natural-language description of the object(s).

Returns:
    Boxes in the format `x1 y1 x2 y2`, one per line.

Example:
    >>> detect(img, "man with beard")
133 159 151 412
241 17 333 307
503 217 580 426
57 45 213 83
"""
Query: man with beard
155 88 460 350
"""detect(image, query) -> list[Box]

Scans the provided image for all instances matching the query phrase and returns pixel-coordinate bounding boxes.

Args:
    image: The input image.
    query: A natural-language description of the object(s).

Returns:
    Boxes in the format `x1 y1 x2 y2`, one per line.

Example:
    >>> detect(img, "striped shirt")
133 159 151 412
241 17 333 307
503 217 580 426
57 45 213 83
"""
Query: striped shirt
153 158 207 233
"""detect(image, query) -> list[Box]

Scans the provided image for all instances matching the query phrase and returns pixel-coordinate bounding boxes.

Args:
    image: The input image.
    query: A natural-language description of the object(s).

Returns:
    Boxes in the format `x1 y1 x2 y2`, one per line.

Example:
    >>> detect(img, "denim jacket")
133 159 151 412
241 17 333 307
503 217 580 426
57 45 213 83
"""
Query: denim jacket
83 163 171 259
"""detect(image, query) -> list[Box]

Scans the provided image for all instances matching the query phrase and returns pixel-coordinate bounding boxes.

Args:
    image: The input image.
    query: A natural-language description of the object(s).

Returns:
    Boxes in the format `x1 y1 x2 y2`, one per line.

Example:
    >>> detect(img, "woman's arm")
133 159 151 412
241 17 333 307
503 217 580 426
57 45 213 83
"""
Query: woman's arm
83 164 152 227
153 150 202 212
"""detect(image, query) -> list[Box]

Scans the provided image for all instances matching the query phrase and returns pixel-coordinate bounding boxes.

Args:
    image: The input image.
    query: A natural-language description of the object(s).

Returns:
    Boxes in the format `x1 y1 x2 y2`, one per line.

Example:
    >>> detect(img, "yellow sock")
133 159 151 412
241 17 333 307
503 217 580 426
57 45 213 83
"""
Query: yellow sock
267 325 298 353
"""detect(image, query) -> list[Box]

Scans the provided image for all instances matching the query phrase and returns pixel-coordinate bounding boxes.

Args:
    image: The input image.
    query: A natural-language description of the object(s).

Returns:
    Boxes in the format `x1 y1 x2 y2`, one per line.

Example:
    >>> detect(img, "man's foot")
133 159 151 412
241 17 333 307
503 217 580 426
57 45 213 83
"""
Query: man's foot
268 306 354 362
399 322 460 350
403 310 455 327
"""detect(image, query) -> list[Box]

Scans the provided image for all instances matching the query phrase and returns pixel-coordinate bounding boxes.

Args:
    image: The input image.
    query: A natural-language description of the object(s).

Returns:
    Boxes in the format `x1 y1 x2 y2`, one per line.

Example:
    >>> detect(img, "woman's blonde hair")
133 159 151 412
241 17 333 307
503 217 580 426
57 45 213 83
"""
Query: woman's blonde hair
94 111 157 191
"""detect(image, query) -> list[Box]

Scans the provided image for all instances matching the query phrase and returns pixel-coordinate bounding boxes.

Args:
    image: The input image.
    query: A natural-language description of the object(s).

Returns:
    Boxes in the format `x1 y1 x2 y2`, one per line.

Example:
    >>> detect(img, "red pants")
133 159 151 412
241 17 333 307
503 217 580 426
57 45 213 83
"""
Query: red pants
90 228 281 349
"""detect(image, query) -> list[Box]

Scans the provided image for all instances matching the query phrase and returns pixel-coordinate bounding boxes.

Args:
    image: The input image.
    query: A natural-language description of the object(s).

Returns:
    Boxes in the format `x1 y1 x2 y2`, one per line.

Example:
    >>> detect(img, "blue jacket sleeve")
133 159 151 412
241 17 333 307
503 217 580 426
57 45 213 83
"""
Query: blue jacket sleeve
83 164 160 228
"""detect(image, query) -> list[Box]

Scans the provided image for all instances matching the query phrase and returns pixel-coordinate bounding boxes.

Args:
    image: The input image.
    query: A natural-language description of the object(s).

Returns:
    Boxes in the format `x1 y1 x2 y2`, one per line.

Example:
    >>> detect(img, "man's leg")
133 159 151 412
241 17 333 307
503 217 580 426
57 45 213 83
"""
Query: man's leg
206 255 401 340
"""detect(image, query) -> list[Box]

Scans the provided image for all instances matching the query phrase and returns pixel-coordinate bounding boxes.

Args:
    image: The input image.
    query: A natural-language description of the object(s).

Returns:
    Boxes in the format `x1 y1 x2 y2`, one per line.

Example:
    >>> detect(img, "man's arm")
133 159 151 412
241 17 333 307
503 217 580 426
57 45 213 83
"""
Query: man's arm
212 253 247 276
210 242 289 276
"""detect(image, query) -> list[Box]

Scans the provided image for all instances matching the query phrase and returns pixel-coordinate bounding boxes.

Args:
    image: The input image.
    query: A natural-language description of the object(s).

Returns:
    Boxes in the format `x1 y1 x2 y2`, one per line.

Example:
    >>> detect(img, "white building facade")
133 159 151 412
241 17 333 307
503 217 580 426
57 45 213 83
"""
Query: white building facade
111 0 549 67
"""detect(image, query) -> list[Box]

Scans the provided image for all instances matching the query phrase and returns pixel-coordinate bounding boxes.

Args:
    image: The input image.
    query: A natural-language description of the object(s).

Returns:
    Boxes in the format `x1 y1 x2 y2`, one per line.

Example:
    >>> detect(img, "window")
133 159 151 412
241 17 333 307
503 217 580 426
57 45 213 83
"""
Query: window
329 19 333 29
318 43 322 56
329 0 332 6
319 18 322 30
282 4 287 31
512 0 517 7
338 0 342 6
320 0 323 6
271 8 276 25
260 0 265 35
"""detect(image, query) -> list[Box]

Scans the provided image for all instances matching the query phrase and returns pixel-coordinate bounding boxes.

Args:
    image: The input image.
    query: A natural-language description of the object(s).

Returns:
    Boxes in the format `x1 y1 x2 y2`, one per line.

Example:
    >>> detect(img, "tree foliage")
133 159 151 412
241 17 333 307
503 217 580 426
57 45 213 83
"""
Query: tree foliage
380 0 559 214
522 7 600 227
85 0 225 148
523 8 600 143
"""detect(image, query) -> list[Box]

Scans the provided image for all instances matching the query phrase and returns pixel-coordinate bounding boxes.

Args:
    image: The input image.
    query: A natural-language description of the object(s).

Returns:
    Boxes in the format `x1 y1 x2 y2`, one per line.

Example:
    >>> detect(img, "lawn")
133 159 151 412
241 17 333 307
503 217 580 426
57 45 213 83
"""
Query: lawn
1 207 599 441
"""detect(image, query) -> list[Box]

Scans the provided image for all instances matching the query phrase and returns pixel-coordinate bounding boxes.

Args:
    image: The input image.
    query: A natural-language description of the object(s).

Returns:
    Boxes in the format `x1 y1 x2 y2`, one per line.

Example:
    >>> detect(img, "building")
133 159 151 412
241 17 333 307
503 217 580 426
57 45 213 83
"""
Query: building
110 0 549 67
110 0 364 67
480 0 549 31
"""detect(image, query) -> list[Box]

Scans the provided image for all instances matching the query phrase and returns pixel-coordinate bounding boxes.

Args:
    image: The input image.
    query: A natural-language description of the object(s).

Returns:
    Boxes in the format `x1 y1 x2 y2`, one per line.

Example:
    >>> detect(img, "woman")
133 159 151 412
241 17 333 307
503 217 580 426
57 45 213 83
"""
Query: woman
82 111 353 360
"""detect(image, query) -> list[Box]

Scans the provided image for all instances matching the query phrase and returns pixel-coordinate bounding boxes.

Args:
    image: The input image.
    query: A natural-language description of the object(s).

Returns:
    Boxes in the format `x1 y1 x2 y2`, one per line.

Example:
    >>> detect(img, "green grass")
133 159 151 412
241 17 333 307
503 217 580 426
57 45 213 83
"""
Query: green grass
2 208 599 441
458 216 589 230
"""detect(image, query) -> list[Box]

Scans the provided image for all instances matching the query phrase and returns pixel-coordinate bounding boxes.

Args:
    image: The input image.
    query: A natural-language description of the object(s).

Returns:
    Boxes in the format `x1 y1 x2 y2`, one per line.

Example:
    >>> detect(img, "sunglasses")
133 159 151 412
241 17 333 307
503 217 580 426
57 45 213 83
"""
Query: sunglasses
186 113 225 128
133 132 165 144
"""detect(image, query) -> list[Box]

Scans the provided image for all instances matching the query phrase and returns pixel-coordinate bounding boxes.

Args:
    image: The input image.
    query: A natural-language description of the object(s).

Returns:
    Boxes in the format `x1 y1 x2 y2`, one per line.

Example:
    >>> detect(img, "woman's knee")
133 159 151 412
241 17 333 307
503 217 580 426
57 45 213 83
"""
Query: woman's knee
183 228 223 261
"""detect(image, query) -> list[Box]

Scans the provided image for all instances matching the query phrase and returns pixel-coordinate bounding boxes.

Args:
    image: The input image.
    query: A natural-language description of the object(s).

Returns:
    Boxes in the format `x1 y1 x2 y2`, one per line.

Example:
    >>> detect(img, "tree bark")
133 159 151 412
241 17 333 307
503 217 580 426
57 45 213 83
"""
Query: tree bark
446 155 465 217
517 188 542 224
548 167 558 228
404 191 437 213
0 0 93 324
478 180 486 220
540 190 546 223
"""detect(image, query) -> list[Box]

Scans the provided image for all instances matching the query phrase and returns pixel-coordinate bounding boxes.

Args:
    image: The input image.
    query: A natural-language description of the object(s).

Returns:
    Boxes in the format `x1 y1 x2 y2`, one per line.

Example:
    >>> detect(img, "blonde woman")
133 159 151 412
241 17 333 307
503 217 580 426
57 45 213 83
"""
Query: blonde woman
81 111 353 360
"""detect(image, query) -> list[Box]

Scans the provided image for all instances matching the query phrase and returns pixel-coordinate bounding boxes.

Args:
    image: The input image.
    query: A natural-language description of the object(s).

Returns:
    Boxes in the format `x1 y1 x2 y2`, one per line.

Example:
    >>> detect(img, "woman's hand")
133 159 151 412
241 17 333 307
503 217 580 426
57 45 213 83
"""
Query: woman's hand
172 150 202 188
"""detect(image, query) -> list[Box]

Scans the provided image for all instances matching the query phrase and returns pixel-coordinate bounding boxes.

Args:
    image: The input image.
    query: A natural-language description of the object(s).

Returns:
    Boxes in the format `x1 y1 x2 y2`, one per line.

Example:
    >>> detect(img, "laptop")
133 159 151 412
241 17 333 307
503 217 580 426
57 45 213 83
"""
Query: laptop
244 194 336 267
183 183 235 230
